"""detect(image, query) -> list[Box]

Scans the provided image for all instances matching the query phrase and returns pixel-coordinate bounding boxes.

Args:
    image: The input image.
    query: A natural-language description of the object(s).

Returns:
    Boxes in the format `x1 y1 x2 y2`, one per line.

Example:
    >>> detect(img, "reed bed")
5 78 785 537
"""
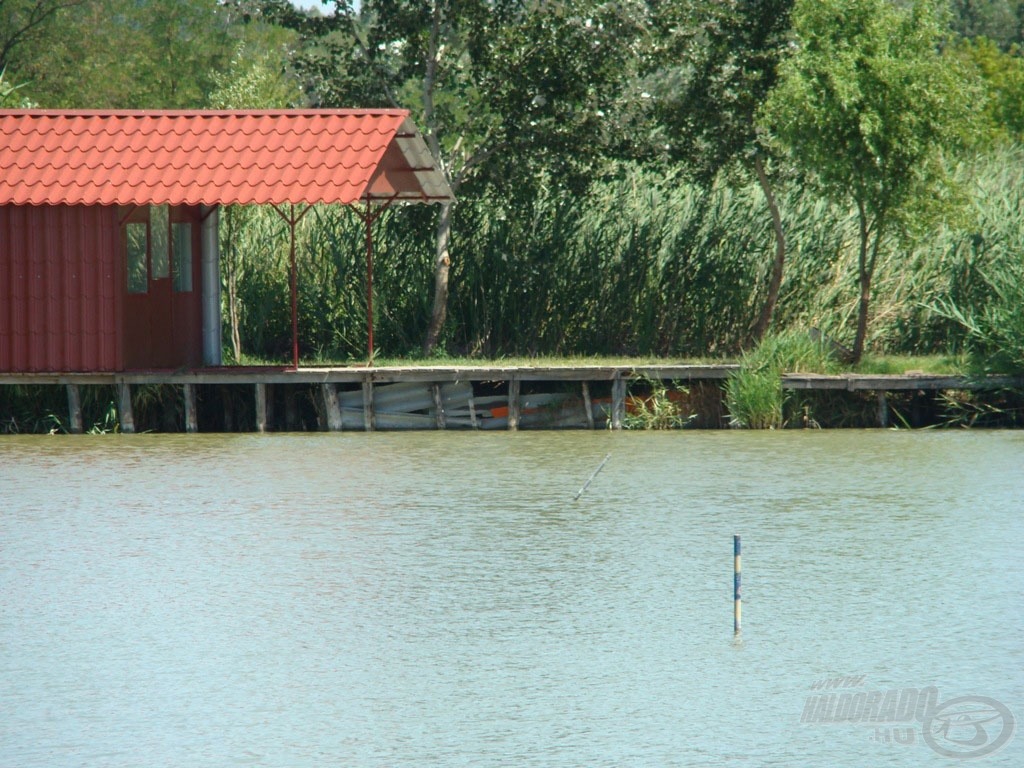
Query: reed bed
223 147 1024 367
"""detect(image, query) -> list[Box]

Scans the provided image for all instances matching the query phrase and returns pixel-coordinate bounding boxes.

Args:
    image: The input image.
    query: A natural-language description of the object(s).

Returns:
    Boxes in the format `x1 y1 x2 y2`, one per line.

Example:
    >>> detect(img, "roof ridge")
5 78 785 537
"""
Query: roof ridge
0 108 411 118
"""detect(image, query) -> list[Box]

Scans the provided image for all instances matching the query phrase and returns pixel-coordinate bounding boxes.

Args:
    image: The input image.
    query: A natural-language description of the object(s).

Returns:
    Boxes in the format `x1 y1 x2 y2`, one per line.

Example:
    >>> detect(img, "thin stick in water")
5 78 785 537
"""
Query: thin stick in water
573 453 611 501
734 534 742 636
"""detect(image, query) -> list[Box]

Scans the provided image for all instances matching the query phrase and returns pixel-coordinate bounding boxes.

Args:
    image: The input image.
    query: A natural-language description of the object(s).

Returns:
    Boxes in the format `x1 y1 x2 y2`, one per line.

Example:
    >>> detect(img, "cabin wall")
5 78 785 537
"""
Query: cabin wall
0 204 122 372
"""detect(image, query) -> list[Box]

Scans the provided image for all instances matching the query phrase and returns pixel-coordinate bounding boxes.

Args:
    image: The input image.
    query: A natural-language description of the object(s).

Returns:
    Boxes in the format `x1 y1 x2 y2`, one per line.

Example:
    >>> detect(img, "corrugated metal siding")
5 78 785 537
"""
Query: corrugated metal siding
0 204 121 372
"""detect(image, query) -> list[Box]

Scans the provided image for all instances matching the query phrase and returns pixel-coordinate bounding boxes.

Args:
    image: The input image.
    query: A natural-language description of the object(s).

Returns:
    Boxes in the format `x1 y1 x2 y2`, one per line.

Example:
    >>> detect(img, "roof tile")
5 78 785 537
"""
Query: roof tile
0 109 452 207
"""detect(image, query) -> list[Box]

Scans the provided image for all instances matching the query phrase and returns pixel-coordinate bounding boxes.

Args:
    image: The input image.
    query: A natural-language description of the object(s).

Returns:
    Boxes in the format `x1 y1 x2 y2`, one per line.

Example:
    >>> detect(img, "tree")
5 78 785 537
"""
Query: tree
6 0 247 108
252 0 647 354
648 0 795 343
0 0 84 73
762 0 977 363
948 0 1023 49
956 36 1024 143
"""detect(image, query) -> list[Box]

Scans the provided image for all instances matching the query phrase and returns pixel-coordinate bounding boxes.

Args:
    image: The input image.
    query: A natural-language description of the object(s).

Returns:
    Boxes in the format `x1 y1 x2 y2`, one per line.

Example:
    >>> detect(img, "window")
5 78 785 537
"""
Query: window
127 222 148 294
172 223 192 292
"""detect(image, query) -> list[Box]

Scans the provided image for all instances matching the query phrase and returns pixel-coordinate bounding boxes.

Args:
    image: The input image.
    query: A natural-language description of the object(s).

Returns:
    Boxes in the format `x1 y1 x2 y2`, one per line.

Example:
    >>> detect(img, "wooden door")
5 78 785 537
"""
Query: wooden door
121 205 202 369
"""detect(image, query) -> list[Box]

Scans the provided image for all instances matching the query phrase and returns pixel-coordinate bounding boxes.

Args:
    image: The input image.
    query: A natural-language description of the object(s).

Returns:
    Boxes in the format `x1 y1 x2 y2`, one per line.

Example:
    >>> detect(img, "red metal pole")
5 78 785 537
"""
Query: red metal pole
290 210 298 370
365 201 374 366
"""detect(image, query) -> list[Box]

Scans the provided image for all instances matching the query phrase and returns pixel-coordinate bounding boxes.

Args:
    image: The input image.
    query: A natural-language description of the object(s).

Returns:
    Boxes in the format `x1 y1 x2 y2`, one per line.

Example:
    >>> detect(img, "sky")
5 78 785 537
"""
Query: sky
291 0 338 12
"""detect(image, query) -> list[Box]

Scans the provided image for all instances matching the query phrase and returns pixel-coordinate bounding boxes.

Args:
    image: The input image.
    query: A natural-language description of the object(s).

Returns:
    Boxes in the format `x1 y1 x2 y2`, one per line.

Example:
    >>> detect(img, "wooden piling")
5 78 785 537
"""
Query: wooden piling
431 384 446 430
254 382 268 433
508 377 521 431
468 396 479 429
582 381 595 430
611 373 626 430
877 392 889 428
183 384 198 433
321 383 343 431
65 384 83 434
222 388 234 432
284 387 299 431
362 377 375 431
116 382 135 434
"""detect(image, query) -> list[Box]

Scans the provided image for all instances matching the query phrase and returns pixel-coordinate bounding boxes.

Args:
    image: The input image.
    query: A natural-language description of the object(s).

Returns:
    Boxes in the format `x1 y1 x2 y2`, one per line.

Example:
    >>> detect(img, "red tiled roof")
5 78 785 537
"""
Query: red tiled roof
0 109 453 207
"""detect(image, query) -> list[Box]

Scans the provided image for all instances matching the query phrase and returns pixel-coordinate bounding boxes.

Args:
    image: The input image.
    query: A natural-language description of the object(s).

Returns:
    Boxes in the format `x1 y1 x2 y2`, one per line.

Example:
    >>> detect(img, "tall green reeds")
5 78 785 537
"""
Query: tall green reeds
725 331 839 429
222 148 1024 364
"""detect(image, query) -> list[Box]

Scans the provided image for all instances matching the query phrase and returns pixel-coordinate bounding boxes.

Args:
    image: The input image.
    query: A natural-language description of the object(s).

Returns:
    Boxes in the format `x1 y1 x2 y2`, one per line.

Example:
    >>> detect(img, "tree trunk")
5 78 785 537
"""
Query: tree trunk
852 202 877 365
423 201 453 355
750 154 786 344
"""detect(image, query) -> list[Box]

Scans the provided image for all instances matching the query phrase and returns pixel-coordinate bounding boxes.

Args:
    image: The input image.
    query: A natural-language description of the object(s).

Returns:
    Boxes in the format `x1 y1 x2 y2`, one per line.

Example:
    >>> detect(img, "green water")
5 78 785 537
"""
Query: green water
1 431 1021 766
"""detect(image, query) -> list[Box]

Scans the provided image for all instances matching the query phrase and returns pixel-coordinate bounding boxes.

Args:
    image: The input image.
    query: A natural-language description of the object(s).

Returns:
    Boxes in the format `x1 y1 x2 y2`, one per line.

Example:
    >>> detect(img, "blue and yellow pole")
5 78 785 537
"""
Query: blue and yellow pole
734 534 742 636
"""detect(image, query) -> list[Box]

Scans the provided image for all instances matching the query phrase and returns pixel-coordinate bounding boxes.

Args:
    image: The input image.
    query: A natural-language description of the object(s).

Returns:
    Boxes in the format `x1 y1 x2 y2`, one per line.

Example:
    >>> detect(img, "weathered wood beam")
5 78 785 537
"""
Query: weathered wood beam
611 374 626 430
255 383 268 433
431 384 446 430
65 384 83 434
508 377 521 431
183 384 198 433
362 377 375 431
321 383 343 432
116 382 135 434
582 381 595 430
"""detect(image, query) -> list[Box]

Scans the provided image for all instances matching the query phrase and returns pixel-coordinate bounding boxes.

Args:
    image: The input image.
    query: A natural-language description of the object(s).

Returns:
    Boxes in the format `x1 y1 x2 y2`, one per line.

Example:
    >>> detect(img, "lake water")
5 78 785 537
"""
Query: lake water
1 431 1021 767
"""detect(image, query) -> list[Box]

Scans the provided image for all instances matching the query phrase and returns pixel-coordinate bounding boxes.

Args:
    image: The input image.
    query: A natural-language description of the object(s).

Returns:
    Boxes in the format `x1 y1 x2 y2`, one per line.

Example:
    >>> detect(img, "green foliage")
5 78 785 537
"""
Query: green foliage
447 165 767 357
623 378 694 430
649 0 795 178
0 66 36 107
931 259 1024 373
948 0 1024 49
220 148 1021 365
725 330 839 428
955 36 1024 143
3 0 290 108
208 39 303 110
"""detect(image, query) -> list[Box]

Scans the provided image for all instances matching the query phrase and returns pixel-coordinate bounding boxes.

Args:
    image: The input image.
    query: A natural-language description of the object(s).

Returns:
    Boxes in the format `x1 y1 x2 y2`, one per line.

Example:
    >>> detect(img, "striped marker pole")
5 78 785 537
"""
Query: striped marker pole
734 534 742 636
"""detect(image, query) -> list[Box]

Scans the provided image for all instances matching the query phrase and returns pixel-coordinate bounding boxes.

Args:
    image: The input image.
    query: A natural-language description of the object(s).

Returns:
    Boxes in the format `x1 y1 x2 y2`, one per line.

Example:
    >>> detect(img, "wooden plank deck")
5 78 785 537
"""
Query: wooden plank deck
782 373 1023 391
0 364 739 386
2 365 1021 433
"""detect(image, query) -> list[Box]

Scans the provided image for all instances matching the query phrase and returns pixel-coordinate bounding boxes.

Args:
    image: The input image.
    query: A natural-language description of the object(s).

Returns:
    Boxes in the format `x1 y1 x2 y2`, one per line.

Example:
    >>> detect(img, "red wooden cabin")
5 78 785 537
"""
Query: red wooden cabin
0 110 452 372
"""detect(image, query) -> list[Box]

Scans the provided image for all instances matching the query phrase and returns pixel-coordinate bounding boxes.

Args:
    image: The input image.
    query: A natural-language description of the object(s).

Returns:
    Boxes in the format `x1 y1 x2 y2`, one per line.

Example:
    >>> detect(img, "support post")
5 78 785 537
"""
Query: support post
431 384 446 430
611 373 626 430
183 384 198 433
116 382 134 434
255 383 268 433
468 396 479 429
223 388 234 432
66 384 83 434
582 381 595 430
289 212 299 370
362 377 375 432
200 205 222 366
734 534 742 636
508 377 521 431
877 391 889 428
365 201 374 366
284 387 299 431
322 383 343 432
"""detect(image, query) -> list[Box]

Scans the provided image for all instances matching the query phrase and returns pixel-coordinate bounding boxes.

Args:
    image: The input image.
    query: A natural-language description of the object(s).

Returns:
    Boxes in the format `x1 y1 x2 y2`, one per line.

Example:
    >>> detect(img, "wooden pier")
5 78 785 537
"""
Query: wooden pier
1 365 1020 433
